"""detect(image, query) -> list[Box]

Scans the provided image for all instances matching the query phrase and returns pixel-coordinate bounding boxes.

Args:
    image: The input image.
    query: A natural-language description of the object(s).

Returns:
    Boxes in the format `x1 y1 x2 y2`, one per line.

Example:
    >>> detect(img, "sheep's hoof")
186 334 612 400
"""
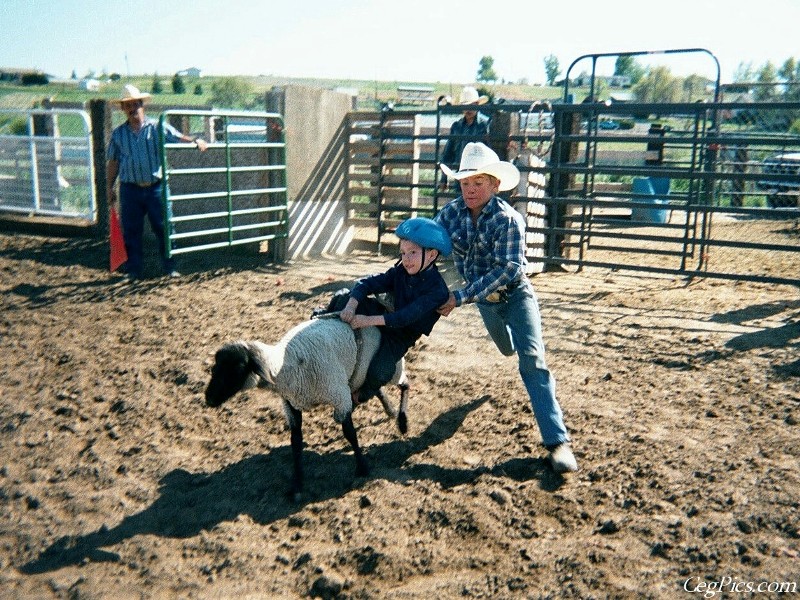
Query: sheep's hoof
355 458 370 478
287 478 304 503
397 411 408 435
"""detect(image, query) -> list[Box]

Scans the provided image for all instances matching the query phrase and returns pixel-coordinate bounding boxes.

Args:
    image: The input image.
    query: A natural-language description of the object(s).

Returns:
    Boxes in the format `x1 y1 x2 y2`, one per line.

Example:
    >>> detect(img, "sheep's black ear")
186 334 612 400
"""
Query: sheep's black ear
248 353 271 384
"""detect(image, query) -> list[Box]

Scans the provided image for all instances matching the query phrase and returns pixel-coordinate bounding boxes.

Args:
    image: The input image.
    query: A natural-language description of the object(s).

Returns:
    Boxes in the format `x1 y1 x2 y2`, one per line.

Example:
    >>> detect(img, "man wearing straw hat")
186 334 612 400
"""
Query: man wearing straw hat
106 84 208 281
438 86 490 191
436 142 578 473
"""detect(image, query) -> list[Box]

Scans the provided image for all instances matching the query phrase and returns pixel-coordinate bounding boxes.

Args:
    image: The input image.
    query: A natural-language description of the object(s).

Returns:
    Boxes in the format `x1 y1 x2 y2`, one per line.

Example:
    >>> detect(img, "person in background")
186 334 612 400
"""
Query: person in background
435 142 578 474
340 217 451 406
106 84 208 281
439 86 490 191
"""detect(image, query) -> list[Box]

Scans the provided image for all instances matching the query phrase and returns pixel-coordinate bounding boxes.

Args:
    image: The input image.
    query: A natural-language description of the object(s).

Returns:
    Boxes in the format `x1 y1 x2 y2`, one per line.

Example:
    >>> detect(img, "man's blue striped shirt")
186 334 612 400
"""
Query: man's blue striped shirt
106 118 183 184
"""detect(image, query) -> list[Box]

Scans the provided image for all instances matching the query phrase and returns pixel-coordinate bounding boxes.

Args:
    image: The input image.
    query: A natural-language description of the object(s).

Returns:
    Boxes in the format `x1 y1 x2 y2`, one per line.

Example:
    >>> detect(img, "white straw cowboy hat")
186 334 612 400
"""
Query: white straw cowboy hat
440 142 521 192
459 86 488 106
117 84 151 104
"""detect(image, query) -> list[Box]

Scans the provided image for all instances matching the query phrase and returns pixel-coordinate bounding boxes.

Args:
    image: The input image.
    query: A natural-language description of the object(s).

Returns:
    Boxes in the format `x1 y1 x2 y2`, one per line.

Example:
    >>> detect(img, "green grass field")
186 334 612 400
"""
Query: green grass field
0 74 567 111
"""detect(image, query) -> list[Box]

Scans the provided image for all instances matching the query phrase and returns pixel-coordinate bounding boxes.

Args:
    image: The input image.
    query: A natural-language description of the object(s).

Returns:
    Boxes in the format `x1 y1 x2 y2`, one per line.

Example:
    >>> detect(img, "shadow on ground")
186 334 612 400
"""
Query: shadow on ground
18 394 563 575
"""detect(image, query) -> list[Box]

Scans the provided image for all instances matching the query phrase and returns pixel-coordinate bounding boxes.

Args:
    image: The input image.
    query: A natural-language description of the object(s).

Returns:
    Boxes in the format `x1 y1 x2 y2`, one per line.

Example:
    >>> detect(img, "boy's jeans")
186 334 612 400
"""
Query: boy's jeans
476 279 570 447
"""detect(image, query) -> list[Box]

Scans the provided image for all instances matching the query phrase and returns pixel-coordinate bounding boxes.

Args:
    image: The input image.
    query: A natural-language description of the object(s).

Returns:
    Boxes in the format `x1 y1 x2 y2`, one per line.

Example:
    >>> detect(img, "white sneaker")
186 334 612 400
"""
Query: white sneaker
549 443 578 473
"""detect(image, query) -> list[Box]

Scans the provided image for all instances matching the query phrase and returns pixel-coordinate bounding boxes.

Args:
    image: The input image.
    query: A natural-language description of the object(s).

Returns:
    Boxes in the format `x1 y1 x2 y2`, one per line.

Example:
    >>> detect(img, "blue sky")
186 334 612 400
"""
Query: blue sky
1 0 796 84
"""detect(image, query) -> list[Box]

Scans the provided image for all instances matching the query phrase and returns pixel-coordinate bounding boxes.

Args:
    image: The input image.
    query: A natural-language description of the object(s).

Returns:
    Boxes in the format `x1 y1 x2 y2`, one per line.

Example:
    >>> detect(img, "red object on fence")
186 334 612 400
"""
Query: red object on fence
109 206 127 272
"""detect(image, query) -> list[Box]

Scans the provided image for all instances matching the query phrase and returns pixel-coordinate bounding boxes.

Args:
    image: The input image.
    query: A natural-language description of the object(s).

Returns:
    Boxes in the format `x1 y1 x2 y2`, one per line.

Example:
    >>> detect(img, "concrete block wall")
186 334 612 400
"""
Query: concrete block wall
267 85 356 259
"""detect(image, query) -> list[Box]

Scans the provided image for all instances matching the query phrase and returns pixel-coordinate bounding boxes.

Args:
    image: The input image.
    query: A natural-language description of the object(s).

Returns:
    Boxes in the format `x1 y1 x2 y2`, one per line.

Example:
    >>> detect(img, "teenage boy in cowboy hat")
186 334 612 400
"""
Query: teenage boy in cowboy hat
106 84 208 281
439 86 490 191
339 217 451 406
435 142 578 473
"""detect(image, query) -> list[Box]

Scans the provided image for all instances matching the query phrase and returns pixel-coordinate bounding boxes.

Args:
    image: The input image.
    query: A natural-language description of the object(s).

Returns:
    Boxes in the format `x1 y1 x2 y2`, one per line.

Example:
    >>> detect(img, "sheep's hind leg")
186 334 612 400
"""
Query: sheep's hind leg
396 382 409 434
286 403 304 500
341 414 369 477
375 389 398 419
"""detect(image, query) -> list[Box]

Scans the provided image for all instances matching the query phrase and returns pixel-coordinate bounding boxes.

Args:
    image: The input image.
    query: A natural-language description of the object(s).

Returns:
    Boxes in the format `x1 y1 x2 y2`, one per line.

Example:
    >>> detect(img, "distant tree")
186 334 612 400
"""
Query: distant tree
543 54 560 86
780 58 800 102
194 83 203 95
21 73 49 86
682 74 707 101
151 74 164 94
70 70 77 80
477 56 497 83
614 55 645 84
633 66 680 104
755 62 778 101
779 57 797 82
109 73 121 81
732 61 756 83
210 77 253 108
172 73 186 94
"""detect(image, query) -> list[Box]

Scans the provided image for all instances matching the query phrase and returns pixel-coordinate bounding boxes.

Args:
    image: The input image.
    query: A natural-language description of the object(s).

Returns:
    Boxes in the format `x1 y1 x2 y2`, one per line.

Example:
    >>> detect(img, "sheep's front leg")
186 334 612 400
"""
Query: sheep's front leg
341 414 369 477
286 403 304 499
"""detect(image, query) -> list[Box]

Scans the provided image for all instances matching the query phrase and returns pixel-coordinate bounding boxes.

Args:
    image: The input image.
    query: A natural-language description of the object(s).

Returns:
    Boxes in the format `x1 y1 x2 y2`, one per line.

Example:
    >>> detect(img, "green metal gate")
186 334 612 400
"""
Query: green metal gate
159 109 288 257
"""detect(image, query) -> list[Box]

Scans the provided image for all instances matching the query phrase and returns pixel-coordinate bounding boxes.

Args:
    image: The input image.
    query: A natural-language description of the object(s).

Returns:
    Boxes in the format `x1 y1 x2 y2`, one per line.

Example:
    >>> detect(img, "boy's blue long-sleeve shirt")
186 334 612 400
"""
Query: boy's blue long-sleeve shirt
350 263 450 341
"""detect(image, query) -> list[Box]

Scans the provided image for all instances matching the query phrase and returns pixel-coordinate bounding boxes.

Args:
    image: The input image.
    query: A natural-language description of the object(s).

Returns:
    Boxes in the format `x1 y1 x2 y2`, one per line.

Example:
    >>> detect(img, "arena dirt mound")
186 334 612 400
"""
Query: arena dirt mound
0 231 797 598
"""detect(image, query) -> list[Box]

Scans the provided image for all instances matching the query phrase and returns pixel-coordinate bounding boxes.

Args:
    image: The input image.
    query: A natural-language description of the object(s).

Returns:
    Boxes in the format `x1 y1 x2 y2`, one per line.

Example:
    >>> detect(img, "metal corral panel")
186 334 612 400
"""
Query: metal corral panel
0 108 95 223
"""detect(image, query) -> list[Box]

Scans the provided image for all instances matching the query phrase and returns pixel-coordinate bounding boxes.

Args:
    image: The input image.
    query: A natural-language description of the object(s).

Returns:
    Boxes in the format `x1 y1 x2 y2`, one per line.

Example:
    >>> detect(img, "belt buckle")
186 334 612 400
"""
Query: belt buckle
485 287 508 303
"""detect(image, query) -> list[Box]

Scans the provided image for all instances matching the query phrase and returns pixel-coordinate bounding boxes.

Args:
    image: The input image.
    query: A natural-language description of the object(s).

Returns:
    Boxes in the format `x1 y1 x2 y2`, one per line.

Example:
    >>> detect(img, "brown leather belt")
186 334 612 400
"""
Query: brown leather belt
125 180 160 188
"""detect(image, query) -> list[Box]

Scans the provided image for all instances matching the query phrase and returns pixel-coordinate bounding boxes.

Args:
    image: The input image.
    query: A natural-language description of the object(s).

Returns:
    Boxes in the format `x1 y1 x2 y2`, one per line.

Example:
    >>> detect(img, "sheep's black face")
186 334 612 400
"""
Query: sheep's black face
205 344 252 407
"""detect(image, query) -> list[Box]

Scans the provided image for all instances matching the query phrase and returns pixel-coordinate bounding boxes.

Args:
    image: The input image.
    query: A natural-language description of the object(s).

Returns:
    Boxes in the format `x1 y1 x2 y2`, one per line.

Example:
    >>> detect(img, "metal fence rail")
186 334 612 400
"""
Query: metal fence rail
159 109 288 257
541 100 799 285
350 98 799 285
0 108 95 222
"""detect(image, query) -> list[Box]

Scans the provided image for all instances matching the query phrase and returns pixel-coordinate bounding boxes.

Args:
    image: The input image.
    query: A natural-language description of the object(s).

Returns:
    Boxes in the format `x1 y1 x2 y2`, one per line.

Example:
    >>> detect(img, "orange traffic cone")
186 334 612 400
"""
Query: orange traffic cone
109 206 128 272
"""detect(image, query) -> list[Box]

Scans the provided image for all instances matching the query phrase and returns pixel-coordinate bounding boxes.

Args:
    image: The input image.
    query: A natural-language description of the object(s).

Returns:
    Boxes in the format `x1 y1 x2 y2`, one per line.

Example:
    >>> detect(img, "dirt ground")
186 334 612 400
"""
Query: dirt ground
0 228 798 599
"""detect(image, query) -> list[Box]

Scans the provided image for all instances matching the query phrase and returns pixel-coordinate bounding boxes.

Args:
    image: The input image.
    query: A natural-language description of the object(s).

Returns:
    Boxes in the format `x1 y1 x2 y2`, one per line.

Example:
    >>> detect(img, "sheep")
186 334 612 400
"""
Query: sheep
205 317 408 499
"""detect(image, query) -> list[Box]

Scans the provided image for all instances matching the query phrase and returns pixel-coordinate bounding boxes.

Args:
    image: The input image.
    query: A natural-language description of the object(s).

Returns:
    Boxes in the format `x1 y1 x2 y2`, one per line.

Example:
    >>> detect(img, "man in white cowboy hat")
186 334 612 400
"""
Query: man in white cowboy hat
435 142 578 473
438 86 490 191
106 84 208 281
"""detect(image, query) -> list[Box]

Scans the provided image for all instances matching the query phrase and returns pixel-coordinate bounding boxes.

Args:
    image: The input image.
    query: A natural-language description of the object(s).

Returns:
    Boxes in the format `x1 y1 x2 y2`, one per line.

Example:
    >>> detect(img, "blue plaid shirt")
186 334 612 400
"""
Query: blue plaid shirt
435 196 526 306
106 118 183 184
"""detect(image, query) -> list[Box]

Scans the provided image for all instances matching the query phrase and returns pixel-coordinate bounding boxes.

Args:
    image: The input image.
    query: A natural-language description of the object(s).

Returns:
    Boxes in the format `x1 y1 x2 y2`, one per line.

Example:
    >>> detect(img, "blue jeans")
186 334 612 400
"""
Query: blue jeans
476 279 570 447
120 182 175 278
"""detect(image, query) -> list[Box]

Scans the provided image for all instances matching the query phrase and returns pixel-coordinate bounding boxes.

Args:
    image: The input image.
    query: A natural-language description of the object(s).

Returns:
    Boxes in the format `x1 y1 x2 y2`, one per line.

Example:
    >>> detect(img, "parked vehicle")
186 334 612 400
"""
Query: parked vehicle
598 119 620 130
757 152 800 208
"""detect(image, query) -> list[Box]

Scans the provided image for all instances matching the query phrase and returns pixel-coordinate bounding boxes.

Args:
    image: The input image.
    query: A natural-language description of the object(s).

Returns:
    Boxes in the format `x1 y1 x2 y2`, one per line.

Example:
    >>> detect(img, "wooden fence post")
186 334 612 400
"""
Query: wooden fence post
89 99 111 238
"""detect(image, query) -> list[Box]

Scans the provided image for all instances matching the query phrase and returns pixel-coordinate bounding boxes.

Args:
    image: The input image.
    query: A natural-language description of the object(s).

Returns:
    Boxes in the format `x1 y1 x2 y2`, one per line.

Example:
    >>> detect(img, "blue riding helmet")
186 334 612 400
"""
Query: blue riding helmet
395 217 452 256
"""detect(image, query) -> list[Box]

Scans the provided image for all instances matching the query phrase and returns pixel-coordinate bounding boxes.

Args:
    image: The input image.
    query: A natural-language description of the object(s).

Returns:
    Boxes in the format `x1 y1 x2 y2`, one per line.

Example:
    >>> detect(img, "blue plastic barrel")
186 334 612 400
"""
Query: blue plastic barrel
631 176 669 223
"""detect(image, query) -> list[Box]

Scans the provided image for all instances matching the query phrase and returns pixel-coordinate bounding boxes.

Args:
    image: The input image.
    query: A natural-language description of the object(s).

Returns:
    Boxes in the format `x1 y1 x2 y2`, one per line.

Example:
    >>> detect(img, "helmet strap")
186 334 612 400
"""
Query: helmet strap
419 248 438 272
398 247 438 273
